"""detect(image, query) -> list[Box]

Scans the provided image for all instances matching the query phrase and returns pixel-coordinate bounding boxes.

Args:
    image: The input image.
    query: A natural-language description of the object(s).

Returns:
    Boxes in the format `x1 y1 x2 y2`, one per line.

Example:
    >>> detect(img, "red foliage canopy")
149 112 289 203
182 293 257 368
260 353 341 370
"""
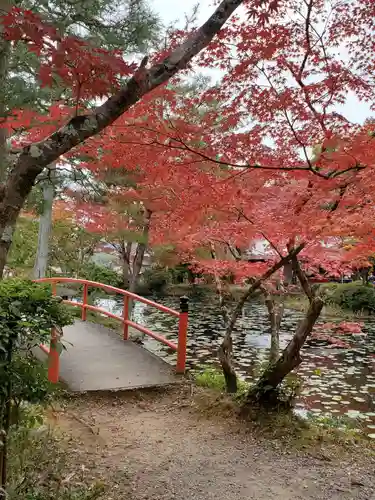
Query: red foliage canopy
3 0 375 284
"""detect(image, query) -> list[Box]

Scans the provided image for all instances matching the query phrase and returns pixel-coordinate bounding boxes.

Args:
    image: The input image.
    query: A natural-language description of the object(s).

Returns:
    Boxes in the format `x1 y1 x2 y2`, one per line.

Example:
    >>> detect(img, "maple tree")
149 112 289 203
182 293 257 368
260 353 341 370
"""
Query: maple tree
85 0 375 399
1 0 375 404
0 0 246 276
57 76 221 295
151 150 373 398
73 66 375 396
72 97 191 296
77 192 154 294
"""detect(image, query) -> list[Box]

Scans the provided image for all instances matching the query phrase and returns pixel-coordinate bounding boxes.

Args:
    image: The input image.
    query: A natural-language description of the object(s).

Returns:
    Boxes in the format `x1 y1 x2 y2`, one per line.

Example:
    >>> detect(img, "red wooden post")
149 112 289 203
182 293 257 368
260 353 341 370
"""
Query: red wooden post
82 283 88 321
48 328 60 383
123 295 129 340
176 296 188 374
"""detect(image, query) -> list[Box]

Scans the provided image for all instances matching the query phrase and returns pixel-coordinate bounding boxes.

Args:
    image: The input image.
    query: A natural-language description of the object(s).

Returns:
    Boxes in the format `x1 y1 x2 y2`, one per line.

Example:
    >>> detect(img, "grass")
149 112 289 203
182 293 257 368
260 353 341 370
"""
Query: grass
194 385 375 455
194 366 249 401
191 367 375 454
242 406 373 453
284 294 369 318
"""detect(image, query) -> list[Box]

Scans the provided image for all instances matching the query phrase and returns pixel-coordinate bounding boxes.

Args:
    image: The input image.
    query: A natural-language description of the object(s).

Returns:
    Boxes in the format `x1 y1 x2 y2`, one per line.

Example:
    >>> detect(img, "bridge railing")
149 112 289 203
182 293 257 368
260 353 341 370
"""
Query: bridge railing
35 277 188 382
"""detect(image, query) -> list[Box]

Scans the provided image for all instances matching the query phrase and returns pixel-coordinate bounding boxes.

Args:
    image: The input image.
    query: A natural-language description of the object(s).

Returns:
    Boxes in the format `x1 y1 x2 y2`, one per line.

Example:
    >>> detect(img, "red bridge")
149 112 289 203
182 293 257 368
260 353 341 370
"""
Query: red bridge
35 278 188 392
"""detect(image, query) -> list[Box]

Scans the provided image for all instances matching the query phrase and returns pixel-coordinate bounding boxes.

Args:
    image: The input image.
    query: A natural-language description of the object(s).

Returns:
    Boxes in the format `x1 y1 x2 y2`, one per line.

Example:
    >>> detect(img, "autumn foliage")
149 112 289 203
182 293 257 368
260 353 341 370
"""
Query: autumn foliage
2 0 375 395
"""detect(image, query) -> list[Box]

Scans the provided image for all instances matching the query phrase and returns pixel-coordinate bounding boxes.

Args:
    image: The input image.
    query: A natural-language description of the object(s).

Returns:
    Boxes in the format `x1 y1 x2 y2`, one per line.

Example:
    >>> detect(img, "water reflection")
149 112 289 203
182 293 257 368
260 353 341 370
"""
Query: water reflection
97 295 375 437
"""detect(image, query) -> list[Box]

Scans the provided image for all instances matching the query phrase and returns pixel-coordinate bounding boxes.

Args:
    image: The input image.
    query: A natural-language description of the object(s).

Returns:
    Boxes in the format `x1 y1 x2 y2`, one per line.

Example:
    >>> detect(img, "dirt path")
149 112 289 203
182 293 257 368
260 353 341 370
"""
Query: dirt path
53 387 375 500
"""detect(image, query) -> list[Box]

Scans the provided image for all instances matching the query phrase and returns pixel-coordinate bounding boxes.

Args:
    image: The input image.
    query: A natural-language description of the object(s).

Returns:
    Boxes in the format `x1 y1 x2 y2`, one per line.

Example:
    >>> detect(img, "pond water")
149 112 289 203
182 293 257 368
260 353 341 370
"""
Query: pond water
96 295 375 437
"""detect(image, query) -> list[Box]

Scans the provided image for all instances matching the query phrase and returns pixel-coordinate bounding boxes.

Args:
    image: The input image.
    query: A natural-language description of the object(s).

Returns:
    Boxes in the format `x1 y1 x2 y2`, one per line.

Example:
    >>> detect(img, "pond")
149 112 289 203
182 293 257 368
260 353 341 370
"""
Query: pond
96 295 375 437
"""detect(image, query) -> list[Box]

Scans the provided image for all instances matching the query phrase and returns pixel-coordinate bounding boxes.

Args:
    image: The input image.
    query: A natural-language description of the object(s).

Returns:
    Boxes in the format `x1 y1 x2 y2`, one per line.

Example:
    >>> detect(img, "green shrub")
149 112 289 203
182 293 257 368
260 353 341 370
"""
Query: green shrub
0 279 73 489
138 267 171 294
10 356 62 420
80 263 123 289
0 280 73 388
325 281 375 313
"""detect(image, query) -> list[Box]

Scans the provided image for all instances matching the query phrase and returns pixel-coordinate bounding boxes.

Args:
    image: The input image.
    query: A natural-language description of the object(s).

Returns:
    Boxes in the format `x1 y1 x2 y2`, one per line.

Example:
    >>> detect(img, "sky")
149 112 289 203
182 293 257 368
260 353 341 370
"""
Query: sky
151 0 213 27
151 0 373 125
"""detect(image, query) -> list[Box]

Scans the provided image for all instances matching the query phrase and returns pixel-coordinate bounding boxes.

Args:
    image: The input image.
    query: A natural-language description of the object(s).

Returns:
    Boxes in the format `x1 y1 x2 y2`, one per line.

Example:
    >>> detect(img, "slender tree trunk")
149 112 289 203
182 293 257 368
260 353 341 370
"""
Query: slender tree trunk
129 210 152 293
33 166 56 279
210 242 238 392
261 287 283 363
245 253 323 407
129 243 145 294
246 296 323 404
218 328 238 393
128 209 152 321
121 241 132 288
212 244 304 394
0 1 11 280
0 0 10 185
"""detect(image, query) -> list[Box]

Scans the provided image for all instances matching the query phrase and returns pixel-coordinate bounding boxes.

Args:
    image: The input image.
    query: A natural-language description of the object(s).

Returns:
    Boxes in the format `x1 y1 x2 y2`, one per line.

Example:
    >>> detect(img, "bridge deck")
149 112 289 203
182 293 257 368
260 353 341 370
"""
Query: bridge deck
41 320 179 392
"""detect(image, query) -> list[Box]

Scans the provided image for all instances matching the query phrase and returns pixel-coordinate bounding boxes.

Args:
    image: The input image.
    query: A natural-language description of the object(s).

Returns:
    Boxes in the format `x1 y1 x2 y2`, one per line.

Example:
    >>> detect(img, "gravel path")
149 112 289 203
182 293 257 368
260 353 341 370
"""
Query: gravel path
56 388 375 500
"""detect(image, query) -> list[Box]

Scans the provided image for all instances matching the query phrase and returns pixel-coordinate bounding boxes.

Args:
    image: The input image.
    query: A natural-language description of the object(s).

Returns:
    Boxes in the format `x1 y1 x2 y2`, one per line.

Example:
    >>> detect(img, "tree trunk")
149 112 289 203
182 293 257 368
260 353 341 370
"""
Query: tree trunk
262 290 283 364
218 330 237 393
283 262 294 284
245 296 324 404
360 267 370 285
121 241 132 288
0 0 10 185
128 209 152 321
33 167 56 279
0 0 11 279
210 241 237 392
129 243 146 294
129 210 151 292
212 244 304 394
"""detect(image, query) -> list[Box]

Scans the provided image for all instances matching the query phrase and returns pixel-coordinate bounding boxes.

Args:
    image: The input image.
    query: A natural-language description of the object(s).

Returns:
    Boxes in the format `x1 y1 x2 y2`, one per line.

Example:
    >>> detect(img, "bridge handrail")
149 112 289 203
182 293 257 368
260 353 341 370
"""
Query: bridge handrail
37 277 181 316
35 277 189 383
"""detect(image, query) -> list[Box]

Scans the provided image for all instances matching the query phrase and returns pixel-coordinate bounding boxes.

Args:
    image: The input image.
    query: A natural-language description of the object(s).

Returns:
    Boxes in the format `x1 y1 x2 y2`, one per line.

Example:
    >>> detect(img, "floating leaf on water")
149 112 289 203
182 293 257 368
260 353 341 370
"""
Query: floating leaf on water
346 410 360 417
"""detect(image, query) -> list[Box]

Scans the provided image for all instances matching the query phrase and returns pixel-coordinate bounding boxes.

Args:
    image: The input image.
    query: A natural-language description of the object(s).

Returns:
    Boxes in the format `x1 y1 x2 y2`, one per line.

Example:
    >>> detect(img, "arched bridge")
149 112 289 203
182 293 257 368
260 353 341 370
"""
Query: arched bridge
35 278 188 392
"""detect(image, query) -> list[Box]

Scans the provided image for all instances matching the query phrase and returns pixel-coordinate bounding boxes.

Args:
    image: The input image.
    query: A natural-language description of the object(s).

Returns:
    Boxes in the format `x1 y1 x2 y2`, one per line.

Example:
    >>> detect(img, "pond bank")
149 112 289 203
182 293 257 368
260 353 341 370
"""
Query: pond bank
89 295 375 438
51 386 374 500
163 283 262 299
